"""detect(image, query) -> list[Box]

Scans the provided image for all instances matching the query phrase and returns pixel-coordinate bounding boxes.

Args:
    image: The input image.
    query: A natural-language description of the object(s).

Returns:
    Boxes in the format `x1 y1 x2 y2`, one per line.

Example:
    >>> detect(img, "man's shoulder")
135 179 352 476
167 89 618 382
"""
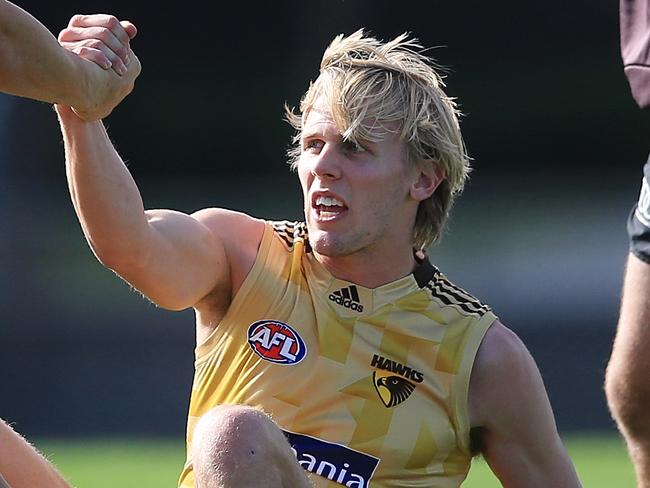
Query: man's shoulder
469 320 544 426
192 208 266 295
192 208 264 246
474 321 530 373
192 211 306 249
192 207 260 229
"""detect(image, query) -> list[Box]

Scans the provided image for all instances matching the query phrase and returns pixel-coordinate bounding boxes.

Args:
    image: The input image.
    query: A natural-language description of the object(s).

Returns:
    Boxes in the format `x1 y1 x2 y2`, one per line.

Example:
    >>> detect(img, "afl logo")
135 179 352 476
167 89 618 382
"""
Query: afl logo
247 320 307 365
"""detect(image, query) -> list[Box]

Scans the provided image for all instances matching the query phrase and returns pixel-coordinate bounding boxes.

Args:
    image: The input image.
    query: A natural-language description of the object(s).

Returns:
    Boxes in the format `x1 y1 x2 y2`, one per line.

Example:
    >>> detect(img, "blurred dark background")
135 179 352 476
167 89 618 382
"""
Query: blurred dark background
2 0 648 439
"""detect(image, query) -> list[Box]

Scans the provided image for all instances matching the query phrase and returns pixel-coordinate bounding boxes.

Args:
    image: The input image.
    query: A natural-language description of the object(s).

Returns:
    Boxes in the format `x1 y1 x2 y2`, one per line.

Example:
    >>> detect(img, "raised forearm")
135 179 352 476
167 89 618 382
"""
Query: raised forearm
57 105 235 310
58 105 151 267
0 4 140 120
0 1 90 106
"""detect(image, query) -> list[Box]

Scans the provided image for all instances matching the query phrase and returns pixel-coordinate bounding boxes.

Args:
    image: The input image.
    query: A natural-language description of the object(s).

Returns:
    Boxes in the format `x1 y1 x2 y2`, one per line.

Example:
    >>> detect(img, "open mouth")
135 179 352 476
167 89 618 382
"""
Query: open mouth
313 194 348 222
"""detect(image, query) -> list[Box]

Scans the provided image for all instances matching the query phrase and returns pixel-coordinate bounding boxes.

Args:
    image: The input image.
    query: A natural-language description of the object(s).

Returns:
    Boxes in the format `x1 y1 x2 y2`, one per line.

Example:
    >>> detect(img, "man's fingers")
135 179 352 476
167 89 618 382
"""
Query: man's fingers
120 21 138 40
59 26 126 54
125 48 142 79
68 44 113 72
68 14 131 45
61 40 129 75
59 26 129 67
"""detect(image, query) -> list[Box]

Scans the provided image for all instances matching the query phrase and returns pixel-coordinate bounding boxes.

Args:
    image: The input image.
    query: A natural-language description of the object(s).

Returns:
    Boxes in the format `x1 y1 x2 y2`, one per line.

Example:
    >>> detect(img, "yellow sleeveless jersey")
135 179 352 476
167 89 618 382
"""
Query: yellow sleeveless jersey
178 221 497 488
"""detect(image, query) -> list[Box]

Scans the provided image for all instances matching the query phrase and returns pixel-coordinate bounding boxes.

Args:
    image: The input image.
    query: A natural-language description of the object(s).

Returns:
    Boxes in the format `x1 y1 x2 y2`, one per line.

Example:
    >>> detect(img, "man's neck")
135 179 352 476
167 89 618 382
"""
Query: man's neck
313 246 418 289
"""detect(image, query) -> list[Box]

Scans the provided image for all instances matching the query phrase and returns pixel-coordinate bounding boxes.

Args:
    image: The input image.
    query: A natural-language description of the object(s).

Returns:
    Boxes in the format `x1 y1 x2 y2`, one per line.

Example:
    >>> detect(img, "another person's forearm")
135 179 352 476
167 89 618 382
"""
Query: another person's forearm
0 419 71 488
0 4 140 120
0 1 92 107
58 106 151 267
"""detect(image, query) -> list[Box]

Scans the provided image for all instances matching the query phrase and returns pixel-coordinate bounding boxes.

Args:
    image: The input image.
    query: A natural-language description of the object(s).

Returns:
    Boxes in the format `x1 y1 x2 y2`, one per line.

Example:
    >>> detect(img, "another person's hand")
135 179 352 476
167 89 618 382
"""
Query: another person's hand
58 14 141 121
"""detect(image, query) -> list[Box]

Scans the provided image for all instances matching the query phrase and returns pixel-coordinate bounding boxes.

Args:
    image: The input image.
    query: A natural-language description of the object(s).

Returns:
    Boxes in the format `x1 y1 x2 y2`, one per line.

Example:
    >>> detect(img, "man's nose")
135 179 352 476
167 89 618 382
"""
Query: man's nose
311 143 342 180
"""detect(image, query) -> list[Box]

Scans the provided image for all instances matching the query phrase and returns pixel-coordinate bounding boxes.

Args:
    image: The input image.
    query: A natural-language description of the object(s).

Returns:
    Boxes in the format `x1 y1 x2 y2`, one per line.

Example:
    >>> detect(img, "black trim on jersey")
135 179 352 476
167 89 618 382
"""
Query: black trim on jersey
428 284 485 315
431 280 488 315
272 220 296 249
269 223 488 317
422 265 491 318
412 253 437 288
271 221 310 252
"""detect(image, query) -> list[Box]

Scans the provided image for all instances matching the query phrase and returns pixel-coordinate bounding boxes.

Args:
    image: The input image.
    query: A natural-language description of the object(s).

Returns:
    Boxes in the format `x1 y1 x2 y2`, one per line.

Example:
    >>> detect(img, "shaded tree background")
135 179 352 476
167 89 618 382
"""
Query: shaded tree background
1 0 648 440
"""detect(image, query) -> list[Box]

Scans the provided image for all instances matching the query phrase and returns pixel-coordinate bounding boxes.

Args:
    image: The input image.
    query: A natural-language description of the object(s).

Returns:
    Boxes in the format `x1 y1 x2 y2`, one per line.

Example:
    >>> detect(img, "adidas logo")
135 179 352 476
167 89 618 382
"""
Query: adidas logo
328 285 364 313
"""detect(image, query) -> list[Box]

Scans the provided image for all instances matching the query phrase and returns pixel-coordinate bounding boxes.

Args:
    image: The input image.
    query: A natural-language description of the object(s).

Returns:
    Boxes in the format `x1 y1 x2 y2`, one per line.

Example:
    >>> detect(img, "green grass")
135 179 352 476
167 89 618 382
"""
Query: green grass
464 434 636 487
39 438 185 488
38 433 635 487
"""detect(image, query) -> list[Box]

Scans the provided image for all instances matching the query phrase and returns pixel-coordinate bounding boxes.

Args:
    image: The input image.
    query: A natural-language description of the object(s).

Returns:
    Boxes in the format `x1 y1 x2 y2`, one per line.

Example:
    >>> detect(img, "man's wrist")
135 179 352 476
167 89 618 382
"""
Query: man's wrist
69 53 113 121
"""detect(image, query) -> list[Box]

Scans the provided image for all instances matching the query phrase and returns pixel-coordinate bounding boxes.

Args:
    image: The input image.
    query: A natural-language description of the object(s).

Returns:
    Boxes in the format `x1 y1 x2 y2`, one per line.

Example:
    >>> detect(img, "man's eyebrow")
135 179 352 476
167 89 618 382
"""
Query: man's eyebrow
301 129 342 141
341 135 375 147
300 130 320 139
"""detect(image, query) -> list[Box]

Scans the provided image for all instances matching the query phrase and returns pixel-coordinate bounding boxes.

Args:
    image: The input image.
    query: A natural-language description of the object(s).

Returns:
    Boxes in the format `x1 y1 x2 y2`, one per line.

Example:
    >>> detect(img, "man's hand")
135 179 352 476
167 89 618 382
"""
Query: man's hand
58 14 141 121
59 14 136 76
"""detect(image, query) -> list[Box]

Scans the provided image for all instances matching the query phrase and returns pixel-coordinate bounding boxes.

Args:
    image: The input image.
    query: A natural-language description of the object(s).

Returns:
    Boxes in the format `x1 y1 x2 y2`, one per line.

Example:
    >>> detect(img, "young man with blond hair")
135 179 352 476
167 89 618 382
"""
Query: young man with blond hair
2 14 582 488
52 16 582 487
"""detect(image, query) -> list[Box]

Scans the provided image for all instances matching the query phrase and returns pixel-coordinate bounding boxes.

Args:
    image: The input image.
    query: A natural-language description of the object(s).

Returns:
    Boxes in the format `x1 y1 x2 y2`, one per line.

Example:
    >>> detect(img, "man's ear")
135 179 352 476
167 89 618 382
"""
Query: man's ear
410 161 445 202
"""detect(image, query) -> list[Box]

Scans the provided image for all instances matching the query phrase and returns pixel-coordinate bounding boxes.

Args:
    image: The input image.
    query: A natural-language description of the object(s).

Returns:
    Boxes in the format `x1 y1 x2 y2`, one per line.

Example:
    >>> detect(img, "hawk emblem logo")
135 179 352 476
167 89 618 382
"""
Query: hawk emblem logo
373 370 416 408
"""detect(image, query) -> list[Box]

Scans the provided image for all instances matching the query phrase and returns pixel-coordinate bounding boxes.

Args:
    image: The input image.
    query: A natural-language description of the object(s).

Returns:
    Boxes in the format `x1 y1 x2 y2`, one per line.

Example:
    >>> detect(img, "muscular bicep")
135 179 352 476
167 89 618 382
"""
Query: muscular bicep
469 322 582 488
110 208 229 311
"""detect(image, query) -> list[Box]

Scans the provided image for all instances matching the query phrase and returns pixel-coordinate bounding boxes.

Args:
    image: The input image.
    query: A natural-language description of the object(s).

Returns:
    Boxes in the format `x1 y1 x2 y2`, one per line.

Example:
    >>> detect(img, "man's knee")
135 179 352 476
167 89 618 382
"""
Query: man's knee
192 404 294 487
606 353 650 440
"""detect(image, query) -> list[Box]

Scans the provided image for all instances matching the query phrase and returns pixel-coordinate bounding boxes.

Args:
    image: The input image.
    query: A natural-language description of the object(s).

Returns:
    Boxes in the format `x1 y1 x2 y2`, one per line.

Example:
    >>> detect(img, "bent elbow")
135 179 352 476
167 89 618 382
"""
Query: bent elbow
90 239 149 275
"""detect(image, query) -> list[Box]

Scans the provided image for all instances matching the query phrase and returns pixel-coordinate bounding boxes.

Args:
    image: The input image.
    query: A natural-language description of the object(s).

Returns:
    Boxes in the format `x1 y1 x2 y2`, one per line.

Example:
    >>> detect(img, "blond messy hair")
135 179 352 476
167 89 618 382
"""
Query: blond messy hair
285 29 470 249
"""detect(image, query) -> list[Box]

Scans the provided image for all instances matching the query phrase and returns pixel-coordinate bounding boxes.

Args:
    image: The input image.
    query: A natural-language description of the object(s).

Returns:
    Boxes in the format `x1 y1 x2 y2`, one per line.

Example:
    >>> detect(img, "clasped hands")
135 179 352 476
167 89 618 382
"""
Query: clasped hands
58 14 141 121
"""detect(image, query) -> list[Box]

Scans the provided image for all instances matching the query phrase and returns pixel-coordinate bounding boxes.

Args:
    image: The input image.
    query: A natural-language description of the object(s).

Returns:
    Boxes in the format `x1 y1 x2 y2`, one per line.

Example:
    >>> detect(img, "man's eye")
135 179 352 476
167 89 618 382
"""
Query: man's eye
342 139 366 153
304 140 324 152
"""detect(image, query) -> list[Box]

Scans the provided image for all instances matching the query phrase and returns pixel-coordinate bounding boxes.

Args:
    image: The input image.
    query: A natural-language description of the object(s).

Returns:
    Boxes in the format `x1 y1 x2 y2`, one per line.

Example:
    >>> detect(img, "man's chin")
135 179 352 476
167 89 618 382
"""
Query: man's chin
308 232 349 258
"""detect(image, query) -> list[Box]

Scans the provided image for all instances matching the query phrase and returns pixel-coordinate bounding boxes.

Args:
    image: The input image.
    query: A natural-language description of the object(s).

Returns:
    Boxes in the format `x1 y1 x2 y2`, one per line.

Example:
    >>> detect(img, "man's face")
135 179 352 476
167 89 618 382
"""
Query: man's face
297 99 419 259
